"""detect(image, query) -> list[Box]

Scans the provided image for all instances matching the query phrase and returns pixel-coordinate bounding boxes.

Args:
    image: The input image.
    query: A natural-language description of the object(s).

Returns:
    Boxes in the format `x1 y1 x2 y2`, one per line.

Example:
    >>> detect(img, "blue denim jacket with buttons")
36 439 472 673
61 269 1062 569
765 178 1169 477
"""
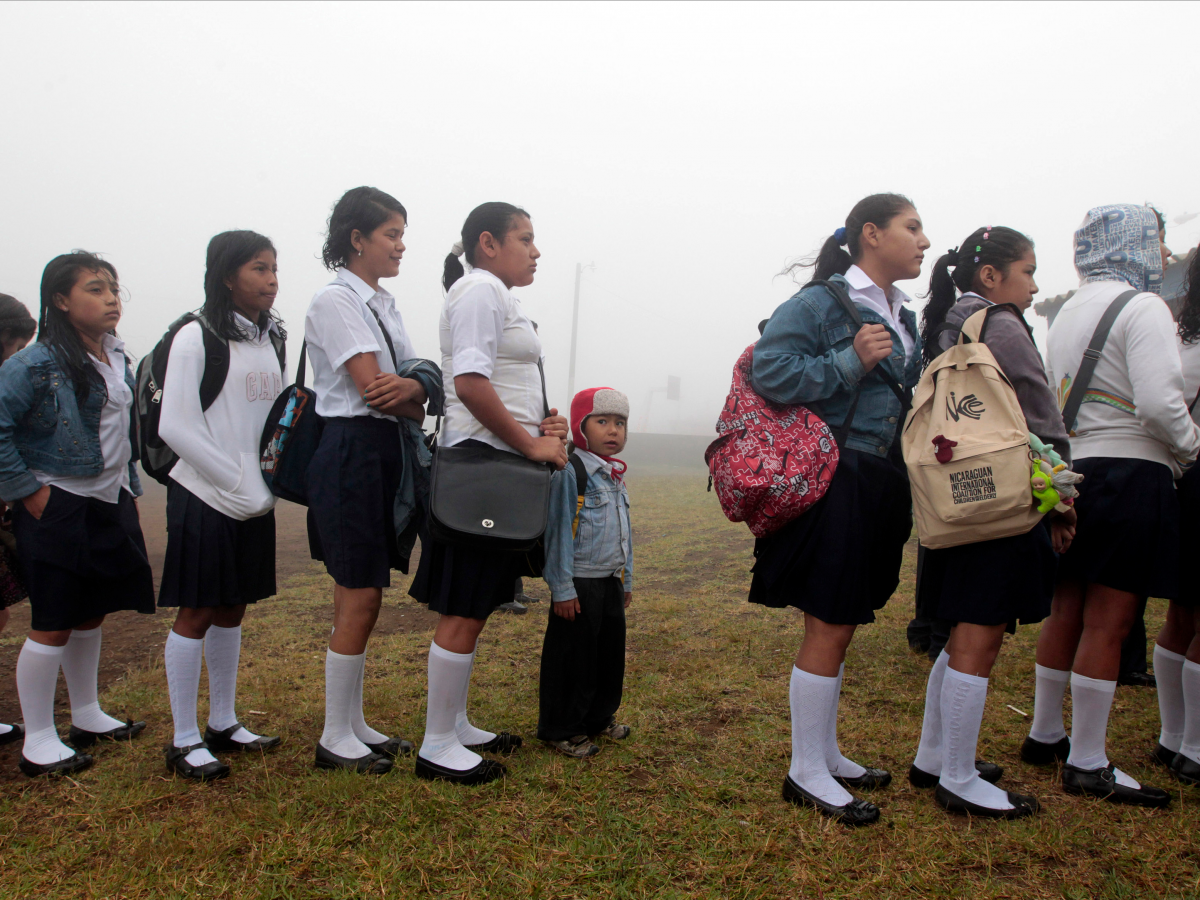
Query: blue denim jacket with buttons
0 341 142 502
542 451 633 602
751 274 922 457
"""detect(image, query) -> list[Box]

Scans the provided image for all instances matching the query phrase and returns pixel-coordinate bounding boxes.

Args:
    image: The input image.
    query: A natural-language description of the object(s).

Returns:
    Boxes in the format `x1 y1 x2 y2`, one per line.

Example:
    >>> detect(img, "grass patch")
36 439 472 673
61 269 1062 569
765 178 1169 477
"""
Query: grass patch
0 467 1197 898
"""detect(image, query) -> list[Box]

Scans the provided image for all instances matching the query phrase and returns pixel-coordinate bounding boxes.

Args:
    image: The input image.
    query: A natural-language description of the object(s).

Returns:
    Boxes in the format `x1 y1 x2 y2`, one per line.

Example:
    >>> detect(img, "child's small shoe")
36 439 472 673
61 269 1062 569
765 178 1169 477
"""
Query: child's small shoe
548 736 600 758
597 722 631 741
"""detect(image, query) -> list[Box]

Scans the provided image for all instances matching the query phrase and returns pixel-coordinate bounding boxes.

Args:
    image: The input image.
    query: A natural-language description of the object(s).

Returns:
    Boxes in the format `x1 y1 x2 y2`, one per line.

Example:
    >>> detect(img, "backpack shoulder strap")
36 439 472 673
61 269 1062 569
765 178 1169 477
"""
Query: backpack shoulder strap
959 303 1027 345
568 451 587 539
268 328 287 377
365 304 399 371
1060 289 1140 435
195 315 230 413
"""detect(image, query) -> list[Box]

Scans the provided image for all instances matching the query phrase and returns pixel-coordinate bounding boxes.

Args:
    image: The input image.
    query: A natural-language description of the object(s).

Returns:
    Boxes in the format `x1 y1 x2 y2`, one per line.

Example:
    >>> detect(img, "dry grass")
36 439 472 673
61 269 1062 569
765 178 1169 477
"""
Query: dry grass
0 467 1197 899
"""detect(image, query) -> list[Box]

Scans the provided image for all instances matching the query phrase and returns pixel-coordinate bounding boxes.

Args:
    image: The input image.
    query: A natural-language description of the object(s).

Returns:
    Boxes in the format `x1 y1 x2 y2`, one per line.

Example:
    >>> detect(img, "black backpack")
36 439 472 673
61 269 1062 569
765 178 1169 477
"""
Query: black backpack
135 313 286 486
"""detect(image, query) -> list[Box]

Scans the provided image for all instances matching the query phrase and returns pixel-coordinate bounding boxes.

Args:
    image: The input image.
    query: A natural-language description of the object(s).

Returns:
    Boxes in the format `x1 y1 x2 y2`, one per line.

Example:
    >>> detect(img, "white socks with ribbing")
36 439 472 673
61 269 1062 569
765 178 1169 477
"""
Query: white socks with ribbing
61 627 124 734
1028 664 1070 744
420 642 481 772
824 663 866 779
165 631 218 767
320 649 372 758
1178 660 1200 765
939 667 1012 810
912 649 950 775
350 653 389 746
1155 644 1186 753
788 667 852 806
454 644 495 746
16 639 75 765
1066 672 1140 788
204 624 262 744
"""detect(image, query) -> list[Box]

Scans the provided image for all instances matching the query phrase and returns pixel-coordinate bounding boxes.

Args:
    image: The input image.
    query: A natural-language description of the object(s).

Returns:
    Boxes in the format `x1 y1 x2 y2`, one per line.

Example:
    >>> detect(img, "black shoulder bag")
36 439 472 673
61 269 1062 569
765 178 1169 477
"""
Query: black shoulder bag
1059 290 1139 436
427 360 555 550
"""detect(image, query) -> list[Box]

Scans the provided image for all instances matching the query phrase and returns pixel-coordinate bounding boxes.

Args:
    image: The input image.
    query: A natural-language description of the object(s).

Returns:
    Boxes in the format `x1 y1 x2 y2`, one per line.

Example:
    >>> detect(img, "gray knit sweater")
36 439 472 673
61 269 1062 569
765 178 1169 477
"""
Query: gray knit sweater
938 293 1071 464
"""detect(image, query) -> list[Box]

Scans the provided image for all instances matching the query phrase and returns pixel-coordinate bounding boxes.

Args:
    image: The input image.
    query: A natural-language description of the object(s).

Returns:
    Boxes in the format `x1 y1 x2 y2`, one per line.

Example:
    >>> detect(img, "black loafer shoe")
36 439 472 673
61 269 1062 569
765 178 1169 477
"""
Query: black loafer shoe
314 742 392 774
465 732 523 755
0 723 24 747
781 775 880 826
908 759 1003 789
1061 763 1171 808
934 784 1040 819
1150 742 1178 770
203 723 282 754
1020 735 1070 766
19 750 93 778
414 754 506 785
1117 671 1157 688
833 767 892 790
365 736 415 759
164 742 231 782
68 719 146 749
1170 752 1200 786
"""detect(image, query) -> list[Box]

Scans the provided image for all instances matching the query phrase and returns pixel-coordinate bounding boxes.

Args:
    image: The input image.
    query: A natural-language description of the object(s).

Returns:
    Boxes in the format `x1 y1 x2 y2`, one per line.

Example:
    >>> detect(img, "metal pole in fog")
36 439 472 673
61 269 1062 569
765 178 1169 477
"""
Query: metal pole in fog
568 262 582 399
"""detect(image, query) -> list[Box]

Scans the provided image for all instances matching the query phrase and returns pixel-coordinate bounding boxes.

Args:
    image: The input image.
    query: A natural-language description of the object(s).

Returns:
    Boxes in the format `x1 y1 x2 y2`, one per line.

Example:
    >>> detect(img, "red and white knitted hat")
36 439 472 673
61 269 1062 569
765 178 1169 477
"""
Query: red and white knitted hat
570 387 629 451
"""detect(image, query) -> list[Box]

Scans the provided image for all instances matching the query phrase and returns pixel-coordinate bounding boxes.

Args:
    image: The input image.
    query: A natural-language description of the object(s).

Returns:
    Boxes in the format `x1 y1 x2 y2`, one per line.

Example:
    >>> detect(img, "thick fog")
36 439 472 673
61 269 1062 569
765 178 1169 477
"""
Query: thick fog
2 1 1198 434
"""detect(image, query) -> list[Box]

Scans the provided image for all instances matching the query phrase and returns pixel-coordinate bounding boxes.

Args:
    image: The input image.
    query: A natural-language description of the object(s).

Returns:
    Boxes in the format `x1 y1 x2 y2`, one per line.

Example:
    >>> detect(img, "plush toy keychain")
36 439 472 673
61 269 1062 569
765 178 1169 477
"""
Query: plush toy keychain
1028 433 1084 513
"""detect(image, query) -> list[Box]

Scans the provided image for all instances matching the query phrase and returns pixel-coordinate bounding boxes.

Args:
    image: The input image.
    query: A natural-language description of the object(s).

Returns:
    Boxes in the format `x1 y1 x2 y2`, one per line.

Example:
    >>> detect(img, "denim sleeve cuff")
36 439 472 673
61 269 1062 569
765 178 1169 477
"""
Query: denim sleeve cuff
551 585 578 603
0 470 43 504
832 344 866 386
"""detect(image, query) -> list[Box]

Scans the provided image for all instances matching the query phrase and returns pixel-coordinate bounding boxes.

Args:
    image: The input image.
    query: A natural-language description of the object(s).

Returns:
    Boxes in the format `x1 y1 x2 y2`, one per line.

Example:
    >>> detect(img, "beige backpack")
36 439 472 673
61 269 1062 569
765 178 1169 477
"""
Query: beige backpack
902 306 1041 549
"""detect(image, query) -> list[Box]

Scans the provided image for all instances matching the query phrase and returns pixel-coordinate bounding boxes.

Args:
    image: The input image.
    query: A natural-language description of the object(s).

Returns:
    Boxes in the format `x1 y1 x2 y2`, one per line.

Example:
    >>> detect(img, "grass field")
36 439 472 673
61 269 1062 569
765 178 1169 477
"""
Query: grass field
0 467 1197 899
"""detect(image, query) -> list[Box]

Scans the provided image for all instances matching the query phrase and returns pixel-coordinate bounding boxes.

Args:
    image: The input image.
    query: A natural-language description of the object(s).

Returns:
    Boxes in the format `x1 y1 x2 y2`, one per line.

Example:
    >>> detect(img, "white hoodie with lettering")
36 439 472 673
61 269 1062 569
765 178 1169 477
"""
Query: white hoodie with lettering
158 315 283 520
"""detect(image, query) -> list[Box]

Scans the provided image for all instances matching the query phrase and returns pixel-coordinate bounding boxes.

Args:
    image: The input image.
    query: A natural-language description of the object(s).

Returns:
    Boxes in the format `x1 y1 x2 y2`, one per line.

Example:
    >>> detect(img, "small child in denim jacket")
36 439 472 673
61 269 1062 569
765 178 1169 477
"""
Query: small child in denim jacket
539 388 633 758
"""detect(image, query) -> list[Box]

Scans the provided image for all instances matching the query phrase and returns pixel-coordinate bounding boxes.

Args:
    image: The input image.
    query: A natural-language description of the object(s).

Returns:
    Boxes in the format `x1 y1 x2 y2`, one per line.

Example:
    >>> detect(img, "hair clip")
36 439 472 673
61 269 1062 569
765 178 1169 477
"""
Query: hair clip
975 245 982 252
983 231 991 240
833 226 847 245
974 256 980 263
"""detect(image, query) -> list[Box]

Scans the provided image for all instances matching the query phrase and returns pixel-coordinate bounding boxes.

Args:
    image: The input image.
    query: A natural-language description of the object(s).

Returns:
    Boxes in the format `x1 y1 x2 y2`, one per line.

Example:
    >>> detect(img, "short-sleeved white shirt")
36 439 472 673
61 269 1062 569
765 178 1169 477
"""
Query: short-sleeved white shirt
439 268 544 453
304 267 417 420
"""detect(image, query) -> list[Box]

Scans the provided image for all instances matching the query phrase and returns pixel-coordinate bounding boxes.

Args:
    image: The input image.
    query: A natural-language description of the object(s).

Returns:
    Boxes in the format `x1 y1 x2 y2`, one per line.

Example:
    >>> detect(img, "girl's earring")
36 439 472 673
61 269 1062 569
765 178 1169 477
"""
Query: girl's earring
357 249 363 257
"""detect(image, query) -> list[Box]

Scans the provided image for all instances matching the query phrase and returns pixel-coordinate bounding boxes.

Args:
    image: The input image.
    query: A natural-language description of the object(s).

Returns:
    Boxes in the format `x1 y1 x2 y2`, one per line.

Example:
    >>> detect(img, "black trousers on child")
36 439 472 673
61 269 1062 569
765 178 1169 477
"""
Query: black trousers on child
538 576 626 742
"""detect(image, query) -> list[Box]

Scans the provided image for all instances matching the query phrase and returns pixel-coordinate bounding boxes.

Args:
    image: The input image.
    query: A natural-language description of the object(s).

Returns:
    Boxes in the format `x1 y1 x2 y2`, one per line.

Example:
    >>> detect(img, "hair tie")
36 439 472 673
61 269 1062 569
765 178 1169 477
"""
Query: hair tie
946 246 959 263
833 226 847 245
450 241 464 256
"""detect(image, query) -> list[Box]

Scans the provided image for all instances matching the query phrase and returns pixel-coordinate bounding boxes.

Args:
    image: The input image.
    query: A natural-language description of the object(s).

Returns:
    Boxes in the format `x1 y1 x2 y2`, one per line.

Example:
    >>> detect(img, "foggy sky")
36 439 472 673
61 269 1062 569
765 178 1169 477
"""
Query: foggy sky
2 1 1198 435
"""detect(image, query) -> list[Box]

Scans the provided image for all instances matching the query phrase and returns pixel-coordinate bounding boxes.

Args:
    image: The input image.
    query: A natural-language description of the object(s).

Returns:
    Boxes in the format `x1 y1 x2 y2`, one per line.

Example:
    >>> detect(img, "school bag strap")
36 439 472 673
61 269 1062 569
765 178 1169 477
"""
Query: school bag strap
1059 289 1139 435
956 303 1027 347
365 305 399 371
567 451 587 538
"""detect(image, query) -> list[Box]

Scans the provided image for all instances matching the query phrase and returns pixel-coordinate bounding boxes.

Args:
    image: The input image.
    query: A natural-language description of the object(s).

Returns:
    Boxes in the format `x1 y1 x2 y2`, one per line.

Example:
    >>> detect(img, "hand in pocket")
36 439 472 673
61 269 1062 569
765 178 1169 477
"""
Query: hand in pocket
22 485 51 521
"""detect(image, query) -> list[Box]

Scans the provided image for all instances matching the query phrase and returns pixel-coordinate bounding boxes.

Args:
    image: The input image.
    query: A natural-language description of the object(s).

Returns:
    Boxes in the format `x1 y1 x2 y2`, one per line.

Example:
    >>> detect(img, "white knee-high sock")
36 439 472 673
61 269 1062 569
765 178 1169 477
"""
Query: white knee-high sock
1155 644 1187 753
320 649 370 758
824 663 865 778
939 667 1012 809
912 649 950 774
1177 660 1200 765
17 639 74 765
61 627 124 733
419 642 481 771
351 653 389 746
789 667 852 806
1029 664 1071 744
455 642 495 746
204 624 261 743
165 631 218 767
1066 672 1140 788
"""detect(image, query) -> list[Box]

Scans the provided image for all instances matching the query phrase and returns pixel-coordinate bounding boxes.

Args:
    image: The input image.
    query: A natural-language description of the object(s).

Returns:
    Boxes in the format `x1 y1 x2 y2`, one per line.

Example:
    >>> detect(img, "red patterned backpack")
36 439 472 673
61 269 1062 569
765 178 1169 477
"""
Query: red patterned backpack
705 343 839 537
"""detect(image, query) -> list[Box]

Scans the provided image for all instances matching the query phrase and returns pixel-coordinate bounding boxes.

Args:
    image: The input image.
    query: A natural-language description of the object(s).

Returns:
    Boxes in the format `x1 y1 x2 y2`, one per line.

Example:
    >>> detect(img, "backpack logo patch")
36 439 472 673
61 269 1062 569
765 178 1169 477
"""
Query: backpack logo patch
946 392 985 422
949 465 996 505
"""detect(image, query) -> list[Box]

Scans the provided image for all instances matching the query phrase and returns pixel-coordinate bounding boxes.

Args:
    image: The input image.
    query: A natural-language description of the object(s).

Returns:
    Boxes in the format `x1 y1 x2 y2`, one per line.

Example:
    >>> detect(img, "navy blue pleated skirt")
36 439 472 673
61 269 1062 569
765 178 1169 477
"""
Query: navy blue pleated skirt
158 481 276 608
1058 457 1179 599
1175 465 1200 607
306 416 405 589
748 447 912 625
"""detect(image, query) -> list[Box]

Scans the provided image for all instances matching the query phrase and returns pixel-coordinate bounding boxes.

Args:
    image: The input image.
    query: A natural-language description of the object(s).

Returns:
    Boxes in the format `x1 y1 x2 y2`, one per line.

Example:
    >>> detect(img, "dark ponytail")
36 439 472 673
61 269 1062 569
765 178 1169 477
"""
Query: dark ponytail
443 201 531 292
1177 249 1200 344
919 226 1034 364
786 193 915 283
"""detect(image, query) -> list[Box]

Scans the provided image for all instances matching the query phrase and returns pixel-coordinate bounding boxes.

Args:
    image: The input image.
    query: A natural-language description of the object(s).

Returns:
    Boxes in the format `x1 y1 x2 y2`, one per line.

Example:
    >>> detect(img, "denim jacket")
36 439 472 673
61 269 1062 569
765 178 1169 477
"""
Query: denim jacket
542 451 633 602
0 341 142 502
751 274 922 457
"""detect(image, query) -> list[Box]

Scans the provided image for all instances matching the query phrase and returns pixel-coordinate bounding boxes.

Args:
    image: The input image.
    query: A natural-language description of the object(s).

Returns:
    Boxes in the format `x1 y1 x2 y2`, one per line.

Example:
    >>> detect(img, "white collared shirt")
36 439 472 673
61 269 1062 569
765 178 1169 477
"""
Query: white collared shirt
304 267 417 420
843 265 915 362
30 333 132 503
440 269 544 453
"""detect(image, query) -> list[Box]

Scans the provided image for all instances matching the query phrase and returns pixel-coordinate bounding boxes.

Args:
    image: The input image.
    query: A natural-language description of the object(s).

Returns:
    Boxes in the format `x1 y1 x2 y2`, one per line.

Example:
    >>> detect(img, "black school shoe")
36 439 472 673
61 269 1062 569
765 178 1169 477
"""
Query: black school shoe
465 732 523 755
1170 752 1200 786
833 767 892 790
314 743 392 775
934 784 1040 820
1117 671 1157 688
68 720 146 749
1061 763 1171 808
781 775 880 826
1020 735 1070 766
908 759 1003 789
204 723 282 754
364 737 414 759
414 754 506 786
19 750 93 778
164 742 231 782
0 723 24 747
1150 742 1178 770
